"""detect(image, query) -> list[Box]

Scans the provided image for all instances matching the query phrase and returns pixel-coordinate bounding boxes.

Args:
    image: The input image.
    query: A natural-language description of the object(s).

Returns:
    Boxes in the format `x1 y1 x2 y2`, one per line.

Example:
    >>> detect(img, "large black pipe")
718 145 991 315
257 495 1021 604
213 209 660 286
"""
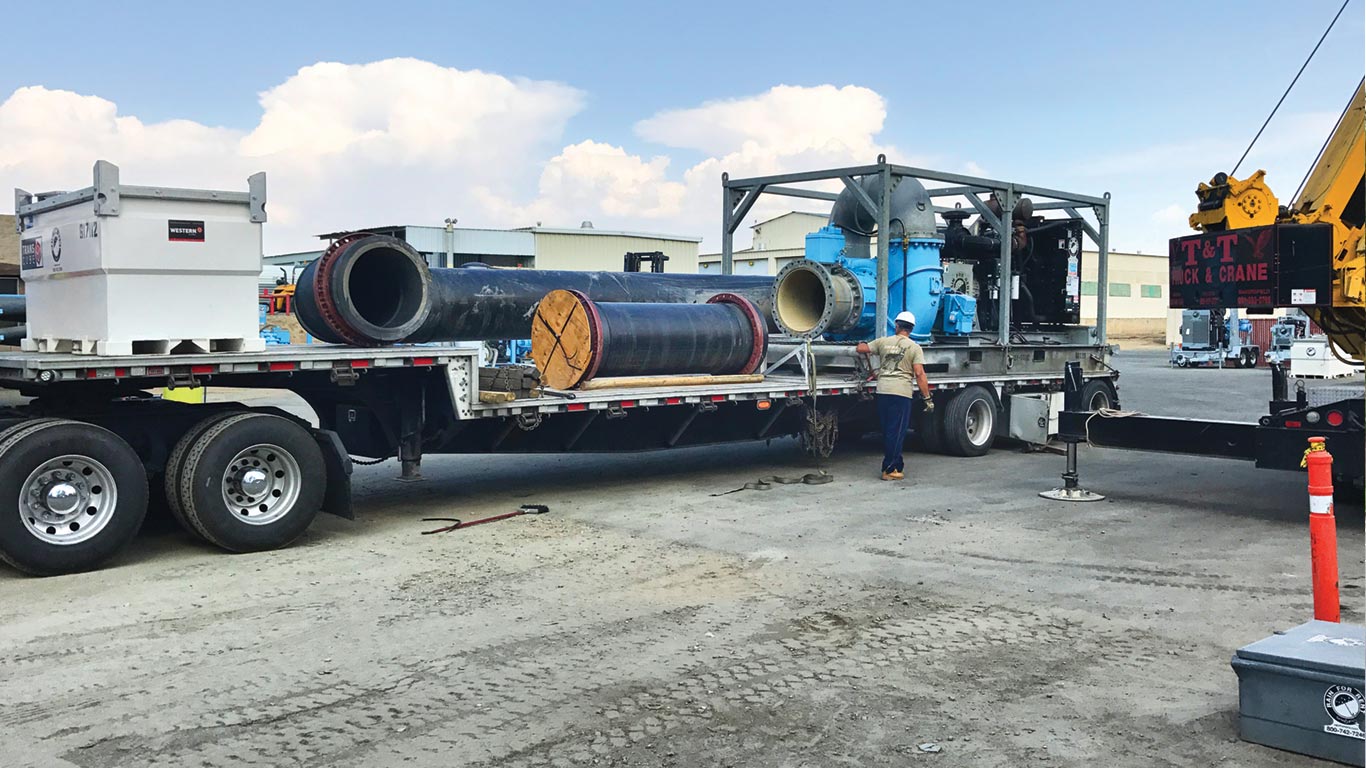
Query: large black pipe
0 324 27 345
0 295 26 322
294 234 777 346
577 292 765 383
532 289 767 388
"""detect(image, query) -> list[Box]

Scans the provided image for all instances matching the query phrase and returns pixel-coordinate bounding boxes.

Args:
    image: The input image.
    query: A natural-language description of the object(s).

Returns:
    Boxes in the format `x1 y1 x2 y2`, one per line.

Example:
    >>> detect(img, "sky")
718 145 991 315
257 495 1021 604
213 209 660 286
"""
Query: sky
2 0 1362 255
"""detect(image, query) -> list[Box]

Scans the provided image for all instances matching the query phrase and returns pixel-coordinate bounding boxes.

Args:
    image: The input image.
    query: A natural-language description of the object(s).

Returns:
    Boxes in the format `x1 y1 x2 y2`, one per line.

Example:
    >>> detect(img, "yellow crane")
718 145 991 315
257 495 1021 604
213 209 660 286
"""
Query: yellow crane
1184 80 1364 363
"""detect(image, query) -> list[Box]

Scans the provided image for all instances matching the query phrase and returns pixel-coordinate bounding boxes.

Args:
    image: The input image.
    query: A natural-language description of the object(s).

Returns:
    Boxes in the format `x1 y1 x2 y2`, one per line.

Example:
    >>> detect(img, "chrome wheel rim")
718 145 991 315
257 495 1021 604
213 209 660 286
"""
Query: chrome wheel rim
20 454 118 545
965 398 994 446
220 444 300 526
1088 389 1111 410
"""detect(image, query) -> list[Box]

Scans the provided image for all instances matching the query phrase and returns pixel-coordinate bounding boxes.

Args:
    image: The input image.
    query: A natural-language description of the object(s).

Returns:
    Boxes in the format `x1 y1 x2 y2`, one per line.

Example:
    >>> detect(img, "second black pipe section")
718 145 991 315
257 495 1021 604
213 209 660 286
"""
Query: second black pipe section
577 291 766 384
294 234 777 345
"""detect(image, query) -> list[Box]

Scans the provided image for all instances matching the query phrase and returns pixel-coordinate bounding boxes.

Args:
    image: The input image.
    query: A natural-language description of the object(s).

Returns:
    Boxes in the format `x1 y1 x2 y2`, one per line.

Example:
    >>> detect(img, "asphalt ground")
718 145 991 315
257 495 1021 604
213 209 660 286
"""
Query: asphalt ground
1 348 1362 767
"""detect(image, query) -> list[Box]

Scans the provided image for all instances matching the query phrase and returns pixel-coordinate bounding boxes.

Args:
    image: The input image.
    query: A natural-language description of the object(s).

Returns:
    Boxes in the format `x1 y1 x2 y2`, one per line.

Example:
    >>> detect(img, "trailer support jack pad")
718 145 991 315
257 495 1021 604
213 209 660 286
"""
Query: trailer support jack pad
1039 440 1105 502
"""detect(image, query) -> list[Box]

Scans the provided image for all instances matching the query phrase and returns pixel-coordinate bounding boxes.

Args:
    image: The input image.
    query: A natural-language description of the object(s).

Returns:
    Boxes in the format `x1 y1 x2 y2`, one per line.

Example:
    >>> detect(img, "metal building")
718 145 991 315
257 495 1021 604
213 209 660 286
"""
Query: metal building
698 211 826 275
264 221 700 278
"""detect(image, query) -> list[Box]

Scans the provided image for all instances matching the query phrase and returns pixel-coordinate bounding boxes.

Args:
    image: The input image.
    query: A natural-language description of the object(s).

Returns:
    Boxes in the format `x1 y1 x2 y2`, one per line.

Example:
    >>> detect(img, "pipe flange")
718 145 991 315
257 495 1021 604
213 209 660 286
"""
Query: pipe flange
566 289 605 384
707 292 768 375
771 259 837 338
827 264 867 332
311 232 374 346
327 236 432 344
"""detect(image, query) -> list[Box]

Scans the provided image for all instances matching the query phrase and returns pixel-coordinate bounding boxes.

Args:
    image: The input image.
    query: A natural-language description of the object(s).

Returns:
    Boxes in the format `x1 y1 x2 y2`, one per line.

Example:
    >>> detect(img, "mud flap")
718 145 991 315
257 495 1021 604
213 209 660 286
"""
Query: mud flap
313 429 354 519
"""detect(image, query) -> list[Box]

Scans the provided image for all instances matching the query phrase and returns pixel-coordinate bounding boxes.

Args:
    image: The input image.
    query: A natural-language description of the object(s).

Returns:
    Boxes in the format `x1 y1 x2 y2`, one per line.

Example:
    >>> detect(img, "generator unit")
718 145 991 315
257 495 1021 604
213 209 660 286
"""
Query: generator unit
938 208 1085 333
14 161 267 355
1016 219 1084 327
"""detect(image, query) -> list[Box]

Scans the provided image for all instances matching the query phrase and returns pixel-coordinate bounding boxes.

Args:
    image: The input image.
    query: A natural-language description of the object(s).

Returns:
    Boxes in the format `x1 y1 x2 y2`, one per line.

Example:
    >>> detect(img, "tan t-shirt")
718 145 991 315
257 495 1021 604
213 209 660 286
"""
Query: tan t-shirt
867 334 925 399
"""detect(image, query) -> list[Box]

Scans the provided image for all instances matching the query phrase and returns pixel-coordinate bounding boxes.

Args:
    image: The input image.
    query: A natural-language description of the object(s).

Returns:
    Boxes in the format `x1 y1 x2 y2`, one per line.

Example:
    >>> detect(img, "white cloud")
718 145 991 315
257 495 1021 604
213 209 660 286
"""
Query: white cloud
1150 203 1189 225
0 86 246 191
961 161 988 177
475 140 686 226
636 84 886 156
242 59 580 169
1 60 583 251
487 84 909 246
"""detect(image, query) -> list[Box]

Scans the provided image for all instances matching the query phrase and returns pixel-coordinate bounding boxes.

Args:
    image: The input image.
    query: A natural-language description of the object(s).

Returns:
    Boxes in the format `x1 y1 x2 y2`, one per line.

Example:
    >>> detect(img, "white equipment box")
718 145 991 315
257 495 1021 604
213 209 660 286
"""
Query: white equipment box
1289 338 1359 379
14 161 267 355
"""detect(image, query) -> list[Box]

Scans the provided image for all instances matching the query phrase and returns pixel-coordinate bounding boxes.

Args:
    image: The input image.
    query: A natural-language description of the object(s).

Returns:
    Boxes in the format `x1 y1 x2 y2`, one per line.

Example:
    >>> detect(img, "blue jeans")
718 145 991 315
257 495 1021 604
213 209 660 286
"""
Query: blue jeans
877 394 912 473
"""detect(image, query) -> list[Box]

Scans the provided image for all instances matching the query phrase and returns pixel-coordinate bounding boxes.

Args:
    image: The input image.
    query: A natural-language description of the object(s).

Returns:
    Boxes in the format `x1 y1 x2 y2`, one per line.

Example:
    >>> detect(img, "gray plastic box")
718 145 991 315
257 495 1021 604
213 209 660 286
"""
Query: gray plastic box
1232 620 1366 766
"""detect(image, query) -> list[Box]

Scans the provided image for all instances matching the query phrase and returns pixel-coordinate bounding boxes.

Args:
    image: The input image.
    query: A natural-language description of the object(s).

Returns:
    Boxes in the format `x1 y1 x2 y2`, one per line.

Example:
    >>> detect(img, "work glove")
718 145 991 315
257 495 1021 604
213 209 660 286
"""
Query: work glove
923 399 935 412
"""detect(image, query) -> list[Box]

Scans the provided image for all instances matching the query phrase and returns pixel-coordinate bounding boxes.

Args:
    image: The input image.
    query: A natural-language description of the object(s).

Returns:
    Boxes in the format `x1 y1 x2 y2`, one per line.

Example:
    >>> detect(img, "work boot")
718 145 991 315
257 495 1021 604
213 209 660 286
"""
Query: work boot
889 470 905 480
881 471 896 481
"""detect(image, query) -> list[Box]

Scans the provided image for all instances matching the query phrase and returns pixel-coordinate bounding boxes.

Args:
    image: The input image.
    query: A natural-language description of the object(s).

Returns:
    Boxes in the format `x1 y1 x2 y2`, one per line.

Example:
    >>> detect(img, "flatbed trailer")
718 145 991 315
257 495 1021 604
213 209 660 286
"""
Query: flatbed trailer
0 338 1116 575
0 157 1120 574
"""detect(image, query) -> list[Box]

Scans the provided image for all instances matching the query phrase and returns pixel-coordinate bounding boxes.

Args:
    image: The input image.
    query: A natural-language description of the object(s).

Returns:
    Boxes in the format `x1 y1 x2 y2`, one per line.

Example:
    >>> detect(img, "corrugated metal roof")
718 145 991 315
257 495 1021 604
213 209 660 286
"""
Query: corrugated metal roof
405 226 533 257
264 250 323 265
750 210 829 229
516 226 702 243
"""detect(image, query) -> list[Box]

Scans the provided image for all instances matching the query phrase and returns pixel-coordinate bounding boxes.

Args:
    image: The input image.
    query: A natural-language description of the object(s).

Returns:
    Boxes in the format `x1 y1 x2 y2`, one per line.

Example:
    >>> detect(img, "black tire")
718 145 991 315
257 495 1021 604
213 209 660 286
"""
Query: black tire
1243 348 1259 368
178 413 325 553
913 396 945 454
1174 355 1189 368
0 419 148 576
1078 378 1118 412
1334 476 1364 507
940 385 999 457
164 410 244 538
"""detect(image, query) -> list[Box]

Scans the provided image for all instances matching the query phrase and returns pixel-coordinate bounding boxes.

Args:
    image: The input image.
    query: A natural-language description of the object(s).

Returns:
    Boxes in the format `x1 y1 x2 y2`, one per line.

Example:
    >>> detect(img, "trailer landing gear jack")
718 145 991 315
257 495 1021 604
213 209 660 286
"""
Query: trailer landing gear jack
1039 440 1105 502
1040 361 1105 502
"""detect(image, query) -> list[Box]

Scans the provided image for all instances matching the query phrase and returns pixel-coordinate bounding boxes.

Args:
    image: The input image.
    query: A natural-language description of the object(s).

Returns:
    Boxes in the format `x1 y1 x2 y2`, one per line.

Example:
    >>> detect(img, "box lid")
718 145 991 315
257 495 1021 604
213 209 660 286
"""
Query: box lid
1236 620 1366 678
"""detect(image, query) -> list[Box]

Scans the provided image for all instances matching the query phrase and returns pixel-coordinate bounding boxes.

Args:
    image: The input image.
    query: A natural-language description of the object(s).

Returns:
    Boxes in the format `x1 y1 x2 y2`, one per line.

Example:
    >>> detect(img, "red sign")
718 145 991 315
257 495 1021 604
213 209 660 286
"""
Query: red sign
1169 225 1276 308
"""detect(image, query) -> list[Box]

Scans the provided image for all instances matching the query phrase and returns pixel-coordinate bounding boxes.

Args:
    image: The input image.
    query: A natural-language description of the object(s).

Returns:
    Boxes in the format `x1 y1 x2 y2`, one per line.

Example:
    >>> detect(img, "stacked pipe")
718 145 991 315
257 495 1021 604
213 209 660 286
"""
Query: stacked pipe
0 295 25 320
293 234 777 346
0 295 26 345
531 290 767 389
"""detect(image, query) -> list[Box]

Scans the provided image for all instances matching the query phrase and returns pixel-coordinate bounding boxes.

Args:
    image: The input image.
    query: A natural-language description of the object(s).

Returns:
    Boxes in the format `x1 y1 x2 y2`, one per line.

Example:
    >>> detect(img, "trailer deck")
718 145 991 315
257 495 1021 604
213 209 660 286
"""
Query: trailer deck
0 344 462 386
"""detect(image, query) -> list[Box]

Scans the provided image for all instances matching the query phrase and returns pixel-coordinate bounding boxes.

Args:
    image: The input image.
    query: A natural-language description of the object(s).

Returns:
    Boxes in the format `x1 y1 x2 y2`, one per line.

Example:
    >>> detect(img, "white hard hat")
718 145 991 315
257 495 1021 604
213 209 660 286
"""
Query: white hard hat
894 311 916 325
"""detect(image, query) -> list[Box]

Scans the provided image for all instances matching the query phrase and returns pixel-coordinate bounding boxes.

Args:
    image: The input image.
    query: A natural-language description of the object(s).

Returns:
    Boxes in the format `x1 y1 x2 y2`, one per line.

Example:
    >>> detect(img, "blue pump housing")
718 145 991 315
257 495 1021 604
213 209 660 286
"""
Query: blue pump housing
800 227 944 342
887 237 944 342
935 293 976 335
803 225 846 265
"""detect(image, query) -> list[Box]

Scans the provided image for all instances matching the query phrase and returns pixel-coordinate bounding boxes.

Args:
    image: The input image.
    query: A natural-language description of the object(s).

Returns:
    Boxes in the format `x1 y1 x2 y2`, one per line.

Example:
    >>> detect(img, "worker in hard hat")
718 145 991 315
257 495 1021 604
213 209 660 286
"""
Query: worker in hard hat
857 311 933 481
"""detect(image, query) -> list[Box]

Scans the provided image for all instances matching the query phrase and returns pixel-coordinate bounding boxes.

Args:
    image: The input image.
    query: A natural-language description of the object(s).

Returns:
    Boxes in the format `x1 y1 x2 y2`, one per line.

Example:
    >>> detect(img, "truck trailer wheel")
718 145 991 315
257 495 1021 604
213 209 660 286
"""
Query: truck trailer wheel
164 410 243 537
177 413 325 553
1079 379 1118 411
940 385 998 457
0 419 148 575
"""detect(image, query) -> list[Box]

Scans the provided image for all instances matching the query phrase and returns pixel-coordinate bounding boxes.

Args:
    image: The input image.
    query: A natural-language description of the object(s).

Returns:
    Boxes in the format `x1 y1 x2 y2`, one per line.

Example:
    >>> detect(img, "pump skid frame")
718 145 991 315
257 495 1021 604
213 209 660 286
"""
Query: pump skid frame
721 156 1112 349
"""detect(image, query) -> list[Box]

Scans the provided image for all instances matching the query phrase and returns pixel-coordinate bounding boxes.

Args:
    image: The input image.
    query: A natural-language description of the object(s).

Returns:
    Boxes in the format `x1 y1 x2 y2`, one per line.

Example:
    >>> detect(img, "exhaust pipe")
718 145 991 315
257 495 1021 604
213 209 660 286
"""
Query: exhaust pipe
294 234 779 346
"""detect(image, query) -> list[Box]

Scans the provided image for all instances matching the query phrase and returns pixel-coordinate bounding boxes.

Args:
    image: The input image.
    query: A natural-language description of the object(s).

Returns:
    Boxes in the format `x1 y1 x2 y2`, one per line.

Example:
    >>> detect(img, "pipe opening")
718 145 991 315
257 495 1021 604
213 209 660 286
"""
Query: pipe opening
347 247 426 330
775 267 828 335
